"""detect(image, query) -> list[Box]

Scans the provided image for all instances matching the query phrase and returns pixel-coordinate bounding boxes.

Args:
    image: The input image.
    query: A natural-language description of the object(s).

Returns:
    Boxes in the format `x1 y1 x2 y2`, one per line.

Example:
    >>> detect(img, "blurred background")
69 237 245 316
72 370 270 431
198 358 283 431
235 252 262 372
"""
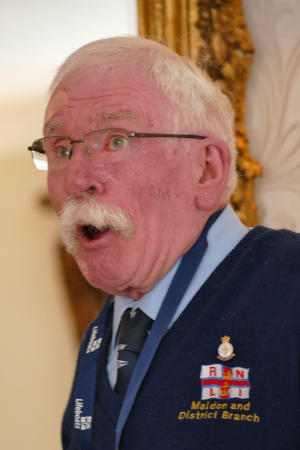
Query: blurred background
1 0 299 449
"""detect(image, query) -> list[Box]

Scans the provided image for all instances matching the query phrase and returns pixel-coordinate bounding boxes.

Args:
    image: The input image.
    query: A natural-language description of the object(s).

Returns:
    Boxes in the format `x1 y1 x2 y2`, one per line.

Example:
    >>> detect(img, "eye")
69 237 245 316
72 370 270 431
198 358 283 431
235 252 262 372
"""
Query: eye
109 136 128 151
57 146 72 159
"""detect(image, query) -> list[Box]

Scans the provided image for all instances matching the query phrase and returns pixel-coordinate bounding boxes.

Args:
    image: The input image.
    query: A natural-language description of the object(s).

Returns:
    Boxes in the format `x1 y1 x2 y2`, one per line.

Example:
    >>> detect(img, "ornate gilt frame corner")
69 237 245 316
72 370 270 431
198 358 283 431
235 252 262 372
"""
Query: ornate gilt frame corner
137 0 262 226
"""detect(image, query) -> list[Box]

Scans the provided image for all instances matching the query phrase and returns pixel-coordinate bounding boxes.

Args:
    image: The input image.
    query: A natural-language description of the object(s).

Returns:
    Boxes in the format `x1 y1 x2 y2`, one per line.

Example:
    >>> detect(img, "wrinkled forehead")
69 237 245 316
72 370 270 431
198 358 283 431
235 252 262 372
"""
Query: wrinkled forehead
57 66 147 98
44 67 172 133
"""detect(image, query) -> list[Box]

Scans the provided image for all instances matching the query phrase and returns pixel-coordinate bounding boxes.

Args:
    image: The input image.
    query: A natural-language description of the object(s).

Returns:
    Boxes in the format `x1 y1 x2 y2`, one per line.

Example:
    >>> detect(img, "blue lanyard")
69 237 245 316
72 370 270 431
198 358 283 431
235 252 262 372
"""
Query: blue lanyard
71 210 222 449
72 296 112 448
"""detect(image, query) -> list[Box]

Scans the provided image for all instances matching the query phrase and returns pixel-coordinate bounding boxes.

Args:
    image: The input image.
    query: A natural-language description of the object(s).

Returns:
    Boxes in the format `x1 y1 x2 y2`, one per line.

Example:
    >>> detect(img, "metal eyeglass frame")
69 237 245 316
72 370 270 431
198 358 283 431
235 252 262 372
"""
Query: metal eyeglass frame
27 129 206 166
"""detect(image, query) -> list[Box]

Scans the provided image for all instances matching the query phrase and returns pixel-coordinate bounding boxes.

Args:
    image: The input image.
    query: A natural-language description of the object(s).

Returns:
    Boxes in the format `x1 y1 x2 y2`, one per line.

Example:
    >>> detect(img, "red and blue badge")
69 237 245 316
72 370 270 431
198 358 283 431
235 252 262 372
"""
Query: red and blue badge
200 364 250 400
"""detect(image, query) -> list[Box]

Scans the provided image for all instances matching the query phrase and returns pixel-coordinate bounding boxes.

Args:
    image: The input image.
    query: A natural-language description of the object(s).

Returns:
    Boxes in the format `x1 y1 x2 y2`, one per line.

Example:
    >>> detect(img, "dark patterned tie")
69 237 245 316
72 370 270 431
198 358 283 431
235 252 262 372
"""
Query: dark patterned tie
115 308 153 394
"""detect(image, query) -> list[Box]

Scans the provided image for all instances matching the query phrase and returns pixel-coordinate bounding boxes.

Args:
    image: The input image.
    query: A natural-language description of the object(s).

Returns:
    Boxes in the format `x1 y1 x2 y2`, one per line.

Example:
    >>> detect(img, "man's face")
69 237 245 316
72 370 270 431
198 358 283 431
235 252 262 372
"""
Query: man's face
45 67 203 299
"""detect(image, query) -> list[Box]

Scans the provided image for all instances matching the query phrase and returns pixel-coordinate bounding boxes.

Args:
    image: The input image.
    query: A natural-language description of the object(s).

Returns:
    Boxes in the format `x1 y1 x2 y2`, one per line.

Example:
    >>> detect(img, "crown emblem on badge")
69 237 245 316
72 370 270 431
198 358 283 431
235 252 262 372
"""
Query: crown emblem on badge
217 335 235 361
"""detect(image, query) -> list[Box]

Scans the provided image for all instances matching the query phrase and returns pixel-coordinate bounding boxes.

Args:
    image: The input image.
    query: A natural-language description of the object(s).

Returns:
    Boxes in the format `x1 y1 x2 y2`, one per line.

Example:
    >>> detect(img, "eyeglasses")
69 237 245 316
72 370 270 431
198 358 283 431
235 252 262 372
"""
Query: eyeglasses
27 128 206 171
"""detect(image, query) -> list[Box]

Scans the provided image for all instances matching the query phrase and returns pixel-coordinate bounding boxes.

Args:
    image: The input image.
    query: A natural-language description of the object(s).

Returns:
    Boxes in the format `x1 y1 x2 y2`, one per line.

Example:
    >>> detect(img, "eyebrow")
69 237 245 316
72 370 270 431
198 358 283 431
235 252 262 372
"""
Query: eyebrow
43 119 64 136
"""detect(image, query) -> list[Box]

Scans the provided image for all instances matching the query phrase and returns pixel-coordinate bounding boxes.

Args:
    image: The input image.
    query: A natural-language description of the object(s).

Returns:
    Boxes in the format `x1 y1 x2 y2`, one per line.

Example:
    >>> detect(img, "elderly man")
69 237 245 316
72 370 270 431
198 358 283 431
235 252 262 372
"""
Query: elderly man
28 37 300 450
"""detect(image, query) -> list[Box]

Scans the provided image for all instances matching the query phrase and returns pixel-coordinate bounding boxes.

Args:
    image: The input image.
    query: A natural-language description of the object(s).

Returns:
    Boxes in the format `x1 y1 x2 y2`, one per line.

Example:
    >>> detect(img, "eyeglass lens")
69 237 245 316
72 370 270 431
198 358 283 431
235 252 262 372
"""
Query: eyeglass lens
31 129 132 171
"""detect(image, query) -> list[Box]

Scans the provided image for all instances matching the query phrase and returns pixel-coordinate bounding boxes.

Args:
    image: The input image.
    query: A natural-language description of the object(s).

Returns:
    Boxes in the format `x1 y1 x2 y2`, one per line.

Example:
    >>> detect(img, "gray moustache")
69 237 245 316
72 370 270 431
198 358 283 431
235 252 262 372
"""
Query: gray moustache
58 198 135 254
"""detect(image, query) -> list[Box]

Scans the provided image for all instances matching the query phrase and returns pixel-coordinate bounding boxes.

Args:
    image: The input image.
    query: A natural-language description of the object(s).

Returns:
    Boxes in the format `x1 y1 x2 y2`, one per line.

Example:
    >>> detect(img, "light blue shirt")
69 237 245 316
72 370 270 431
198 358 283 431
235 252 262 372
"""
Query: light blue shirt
107 205 248 387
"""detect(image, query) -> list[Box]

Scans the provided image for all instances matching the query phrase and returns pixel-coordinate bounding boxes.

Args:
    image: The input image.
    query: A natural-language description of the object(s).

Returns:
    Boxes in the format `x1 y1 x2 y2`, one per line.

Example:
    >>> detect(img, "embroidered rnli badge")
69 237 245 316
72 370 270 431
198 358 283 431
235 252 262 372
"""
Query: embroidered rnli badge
200 364 250 400
217 335 235 361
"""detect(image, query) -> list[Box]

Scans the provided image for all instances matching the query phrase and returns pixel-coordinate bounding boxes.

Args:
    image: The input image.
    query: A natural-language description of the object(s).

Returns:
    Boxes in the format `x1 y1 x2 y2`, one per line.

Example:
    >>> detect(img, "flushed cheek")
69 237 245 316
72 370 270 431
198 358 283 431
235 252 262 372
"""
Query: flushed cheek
146 184 173 202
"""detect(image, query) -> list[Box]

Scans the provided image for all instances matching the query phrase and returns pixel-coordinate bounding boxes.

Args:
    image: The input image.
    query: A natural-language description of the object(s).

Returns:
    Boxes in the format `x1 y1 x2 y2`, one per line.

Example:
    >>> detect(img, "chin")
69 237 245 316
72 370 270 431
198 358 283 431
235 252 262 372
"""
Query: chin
75 255 128 295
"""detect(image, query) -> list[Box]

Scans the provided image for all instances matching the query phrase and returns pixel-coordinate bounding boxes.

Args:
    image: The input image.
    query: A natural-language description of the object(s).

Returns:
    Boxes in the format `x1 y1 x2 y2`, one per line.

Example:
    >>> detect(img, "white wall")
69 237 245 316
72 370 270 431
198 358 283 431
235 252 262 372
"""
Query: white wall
0 2 137 449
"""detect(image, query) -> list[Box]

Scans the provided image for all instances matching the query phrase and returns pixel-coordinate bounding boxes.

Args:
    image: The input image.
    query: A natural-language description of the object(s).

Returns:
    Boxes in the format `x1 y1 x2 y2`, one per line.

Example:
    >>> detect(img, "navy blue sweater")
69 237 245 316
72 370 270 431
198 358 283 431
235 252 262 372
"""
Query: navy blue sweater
63 226 300 449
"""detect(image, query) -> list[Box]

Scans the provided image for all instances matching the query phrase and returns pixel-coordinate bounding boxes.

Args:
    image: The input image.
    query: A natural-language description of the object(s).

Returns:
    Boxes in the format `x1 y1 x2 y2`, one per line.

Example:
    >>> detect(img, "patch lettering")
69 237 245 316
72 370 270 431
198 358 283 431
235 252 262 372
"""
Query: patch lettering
86 326 102 353
74 398 92 430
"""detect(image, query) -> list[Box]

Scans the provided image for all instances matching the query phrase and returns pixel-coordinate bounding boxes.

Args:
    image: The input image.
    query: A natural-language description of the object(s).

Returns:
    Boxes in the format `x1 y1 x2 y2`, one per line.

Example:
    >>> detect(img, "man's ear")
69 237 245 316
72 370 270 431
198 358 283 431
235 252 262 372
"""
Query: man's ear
195 137 231 211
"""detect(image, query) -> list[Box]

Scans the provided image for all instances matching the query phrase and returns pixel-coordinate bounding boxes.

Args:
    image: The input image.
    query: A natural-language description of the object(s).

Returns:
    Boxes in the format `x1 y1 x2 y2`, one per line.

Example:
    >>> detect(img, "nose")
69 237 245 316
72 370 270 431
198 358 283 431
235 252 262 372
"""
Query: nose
64 141 105 196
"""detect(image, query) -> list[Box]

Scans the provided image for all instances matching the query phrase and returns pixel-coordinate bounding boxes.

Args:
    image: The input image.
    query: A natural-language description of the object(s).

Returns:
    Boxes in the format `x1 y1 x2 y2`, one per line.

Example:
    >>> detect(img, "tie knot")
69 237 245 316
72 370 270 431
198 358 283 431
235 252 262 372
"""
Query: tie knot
117 308 153 352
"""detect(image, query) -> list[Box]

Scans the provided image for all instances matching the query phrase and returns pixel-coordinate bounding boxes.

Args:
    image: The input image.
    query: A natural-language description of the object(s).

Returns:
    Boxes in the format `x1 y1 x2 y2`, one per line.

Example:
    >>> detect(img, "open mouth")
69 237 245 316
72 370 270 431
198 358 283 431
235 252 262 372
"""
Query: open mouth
79 225 111 240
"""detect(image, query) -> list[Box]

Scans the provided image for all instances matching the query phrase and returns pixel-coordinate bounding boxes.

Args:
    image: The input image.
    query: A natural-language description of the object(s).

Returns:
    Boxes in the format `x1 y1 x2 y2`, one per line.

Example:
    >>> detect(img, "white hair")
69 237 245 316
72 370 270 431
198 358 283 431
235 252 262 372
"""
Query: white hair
58 197 135 254
50 36 237 199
